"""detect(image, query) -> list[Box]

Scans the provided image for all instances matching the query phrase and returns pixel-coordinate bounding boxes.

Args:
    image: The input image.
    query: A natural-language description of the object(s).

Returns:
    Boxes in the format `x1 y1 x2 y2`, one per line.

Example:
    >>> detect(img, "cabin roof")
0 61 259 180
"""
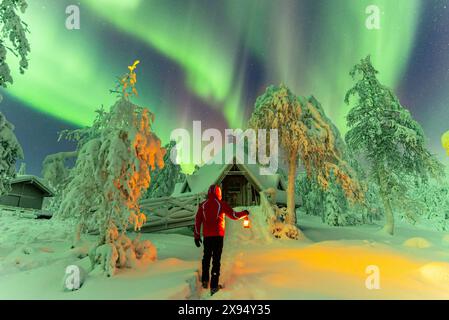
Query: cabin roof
11 175 55 197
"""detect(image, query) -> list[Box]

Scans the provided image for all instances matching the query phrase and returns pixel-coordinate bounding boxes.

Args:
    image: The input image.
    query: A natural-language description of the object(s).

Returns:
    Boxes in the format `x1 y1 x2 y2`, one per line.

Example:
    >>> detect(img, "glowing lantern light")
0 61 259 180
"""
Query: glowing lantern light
243 216 250 229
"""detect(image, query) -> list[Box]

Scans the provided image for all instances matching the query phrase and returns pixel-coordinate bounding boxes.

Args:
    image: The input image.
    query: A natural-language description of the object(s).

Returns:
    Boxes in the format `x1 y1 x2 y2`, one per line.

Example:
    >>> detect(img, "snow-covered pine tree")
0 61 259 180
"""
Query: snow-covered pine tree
0 0 30 88
389 173 449 230
42 151 77 189
345 56 444 235
144 140 186 199
0 112 23 195
0 0 30 195
47 108 111 213
297 171 364 226
294 97 365 226
58 61 166 276
296 174 324 218
414 180 449 231
348 157 384 224
322 174 346 226
41 151 77 212
248 84 363 225
249 85 362 230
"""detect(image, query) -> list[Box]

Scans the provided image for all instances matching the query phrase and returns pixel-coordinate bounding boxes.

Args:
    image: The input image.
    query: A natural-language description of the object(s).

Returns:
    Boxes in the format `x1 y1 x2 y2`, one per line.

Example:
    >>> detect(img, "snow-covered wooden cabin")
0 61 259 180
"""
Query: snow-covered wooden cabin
0 175 54 211
171 145 298 208
140 144 299 232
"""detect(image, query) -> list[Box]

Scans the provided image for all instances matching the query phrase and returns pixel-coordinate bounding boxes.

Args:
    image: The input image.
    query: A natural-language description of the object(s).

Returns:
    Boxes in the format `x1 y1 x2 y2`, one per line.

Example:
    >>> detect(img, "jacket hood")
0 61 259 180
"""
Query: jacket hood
207 185 219 199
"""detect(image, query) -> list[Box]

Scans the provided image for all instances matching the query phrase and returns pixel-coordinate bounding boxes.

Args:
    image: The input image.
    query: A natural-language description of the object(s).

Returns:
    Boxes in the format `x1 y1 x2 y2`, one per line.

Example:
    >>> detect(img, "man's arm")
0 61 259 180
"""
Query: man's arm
194 205 203 239
221 201 249 220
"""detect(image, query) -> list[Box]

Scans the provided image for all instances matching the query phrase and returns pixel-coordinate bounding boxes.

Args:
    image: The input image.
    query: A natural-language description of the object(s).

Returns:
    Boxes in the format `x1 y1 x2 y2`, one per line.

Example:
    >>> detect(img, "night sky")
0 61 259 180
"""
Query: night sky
0 0 448 176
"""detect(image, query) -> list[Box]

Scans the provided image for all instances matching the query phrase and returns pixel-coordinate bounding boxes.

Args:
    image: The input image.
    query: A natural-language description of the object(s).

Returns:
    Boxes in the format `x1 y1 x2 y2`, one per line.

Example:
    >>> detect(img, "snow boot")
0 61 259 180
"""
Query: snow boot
210 284 223 296
210 287 219 296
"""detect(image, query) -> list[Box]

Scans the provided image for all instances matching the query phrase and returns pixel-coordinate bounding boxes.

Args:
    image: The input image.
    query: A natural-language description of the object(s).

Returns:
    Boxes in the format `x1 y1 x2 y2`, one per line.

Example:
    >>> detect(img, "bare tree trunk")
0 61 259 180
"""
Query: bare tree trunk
380 193 394 235
74 222 82 243
286 152 298 225
378 170 394 235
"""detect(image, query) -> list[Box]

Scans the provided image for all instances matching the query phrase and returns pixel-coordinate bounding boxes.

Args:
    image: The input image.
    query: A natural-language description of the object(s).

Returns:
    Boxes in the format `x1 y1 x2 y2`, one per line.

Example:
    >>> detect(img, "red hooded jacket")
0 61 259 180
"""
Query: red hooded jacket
194 185 248 239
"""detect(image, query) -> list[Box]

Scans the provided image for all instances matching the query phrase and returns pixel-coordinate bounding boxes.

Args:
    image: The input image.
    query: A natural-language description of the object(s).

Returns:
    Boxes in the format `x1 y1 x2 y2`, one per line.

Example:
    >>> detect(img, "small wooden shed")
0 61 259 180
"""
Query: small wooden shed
0 175 54 210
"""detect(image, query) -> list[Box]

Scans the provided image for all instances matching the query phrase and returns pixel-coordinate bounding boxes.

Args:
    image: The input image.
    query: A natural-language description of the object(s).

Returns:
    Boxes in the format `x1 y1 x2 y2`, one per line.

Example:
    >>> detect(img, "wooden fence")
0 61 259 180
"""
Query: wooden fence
139 192 206 232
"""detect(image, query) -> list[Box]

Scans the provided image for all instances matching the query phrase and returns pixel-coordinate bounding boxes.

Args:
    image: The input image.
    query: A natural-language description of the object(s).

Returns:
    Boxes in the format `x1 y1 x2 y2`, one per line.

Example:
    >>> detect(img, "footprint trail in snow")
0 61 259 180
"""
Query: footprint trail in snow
198 205 272 300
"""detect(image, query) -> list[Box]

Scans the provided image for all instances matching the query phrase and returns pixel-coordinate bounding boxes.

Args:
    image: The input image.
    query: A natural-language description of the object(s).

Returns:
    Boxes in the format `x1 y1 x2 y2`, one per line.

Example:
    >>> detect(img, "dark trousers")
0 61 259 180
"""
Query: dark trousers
201 236 224 289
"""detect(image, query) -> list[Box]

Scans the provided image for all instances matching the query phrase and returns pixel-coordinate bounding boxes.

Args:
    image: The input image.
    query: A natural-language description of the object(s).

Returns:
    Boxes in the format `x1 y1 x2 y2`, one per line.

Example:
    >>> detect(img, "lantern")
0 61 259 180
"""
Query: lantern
243 216 250 228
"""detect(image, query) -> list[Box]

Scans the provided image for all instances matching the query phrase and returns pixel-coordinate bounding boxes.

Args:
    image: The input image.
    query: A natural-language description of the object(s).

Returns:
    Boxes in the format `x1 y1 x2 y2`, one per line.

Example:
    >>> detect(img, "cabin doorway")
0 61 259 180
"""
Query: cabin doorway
220 165 260 207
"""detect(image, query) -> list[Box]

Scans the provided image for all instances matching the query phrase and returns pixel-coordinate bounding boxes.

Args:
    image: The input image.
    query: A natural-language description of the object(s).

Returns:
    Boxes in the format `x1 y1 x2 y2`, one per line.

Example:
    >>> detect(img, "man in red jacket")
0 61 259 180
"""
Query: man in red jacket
194 184 249 295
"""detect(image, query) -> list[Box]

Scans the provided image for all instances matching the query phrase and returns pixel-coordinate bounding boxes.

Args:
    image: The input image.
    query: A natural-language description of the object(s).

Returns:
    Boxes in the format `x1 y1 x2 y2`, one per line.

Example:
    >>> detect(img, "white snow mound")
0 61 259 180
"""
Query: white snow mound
402 237 432 249
419 262 449 289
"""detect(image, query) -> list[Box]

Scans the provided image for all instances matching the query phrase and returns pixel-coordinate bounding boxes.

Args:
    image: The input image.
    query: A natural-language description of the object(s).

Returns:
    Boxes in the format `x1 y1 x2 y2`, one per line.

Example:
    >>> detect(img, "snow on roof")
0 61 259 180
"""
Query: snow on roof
11 175 55 197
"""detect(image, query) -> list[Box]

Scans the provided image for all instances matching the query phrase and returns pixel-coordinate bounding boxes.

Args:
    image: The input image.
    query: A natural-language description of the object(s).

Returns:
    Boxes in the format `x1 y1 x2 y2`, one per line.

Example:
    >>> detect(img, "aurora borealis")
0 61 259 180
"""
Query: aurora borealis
0 0 448 175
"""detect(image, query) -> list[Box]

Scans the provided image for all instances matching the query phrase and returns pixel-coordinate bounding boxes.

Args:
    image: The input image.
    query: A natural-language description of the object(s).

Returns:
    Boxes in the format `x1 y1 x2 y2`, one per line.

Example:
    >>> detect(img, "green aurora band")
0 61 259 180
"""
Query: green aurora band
6 0 447 171
83 0 421 131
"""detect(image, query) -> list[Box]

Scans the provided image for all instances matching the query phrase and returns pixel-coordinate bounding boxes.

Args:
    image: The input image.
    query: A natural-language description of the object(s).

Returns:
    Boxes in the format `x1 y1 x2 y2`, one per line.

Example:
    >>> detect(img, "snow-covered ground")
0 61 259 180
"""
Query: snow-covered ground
1 208 449 300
